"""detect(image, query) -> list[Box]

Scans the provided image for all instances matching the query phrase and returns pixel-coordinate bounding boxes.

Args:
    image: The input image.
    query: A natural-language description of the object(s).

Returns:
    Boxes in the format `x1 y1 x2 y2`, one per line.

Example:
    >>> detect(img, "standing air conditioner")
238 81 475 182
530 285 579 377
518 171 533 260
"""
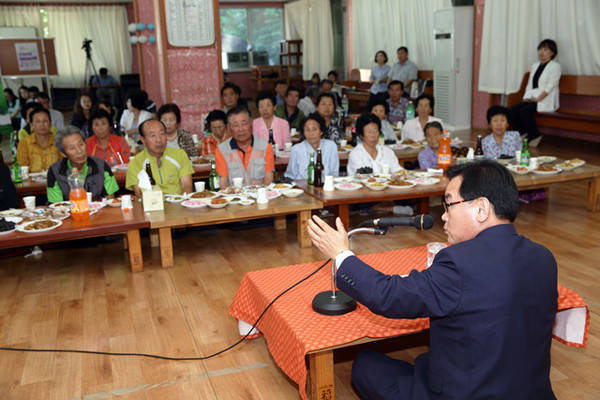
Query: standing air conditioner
433 7 473 132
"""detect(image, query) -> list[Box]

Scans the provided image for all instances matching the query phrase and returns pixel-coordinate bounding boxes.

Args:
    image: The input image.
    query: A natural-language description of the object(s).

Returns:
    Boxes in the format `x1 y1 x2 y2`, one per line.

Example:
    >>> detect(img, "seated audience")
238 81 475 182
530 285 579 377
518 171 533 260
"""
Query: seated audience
327 70 343 97
86 109 130 167
4 88 21 132
69 94 94 136
27 86 40 102
16 107 61 172
126 120 194 196
200 110 231 156
18 85 31 105
91 67 119 107
0 163 19 210
140 89 157 115
369 50 391 101
47 126 119 203
34 92 64 130
18 103 50 141
387 46 418 95
316 93 345 146
299 86 319 116
305 72 320 95
284 113 339 180
368 98 396 143
402 94 442 141
275 86 305 131
320 78 341 106
347 113 402 176
221 82 248 113
252 91 291 150
274 79 288 106
215 106 275 188
482 106 522 159
120 90 153 144
418 121 445 169
158 103 198 159
386 80 409 125
92 100 117 123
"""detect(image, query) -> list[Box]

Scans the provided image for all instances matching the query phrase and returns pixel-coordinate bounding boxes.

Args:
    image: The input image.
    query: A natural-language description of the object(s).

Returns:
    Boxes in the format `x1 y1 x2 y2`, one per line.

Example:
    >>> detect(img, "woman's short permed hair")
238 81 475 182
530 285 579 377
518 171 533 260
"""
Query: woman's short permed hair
355 113 381 139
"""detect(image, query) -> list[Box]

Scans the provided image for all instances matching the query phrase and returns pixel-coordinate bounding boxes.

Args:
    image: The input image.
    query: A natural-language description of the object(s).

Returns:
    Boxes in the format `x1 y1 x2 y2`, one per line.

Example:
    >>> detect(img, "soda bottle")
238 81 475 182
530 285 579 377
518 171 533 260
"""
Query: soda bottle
268 129 275 145
378 130 385 146
209 160 220 191
475 135 485 161
341 94 349 118
307 153 315 185
12 158 22 183
313 148 324 187
68 168 89 221
521 139 530 166
406 101 415 121
438 135 452 172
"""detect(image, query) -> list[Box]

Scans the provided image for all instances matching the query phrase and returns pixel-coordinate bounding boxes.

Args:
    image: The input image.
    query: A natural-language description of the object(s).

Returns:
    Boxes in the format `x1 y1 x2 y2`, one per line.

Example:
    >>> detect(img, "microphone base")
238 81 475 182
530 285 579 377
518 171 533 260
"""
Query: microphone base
312 290 357 316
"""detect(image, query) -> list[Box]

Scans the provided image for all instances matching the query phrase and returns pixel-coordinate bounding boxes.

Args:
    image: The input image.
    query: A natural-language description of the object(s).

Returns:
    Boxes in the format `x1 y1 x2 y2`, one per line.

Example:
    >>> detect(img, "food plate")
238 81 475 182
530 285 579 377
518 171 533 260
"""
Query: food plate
249 190 281 200
189 190 219 200
334 182 362 191
333 177 355 183
106 198 122 207
220 186 245 195
165 194 187 203
181 199 207 208
0 216 22 235
365 182 388 191
0 209 24 217
206 197 230 209
361 177 387 185
555 159 585 171
239 199 255 206
114 163 129 171
269 182 295 191
390 144 406 150
412 177 440 186
242 185 265 194
388 180 417 189
49 201 71 210
282 188 303 198
507 165 532 175
411 171 432 178
16 219 62 233
224 196 245 204
532 167 561 175
276 151 291 158
89 201 106 210
536 156 556 164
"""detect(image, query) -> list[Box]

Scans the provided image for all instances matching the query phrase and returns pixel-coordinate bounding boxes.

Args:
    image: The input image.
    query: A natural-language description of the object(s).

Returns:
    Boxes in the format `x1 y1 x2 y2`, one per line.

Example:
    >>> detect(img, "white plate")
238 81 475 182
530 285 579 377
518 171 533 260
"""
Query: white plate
242 185 266 194
388 181 417 190
269 182 295 191
0 216 22 235
205 198 231 208
536 156 556 164
0 209 24 217
49 201 71 210
390 144 406 150
248 190 281 200
165 195 187 203
361 177 387 185
412 177 440 186
188 190 219 200
532 168 561 175
365 183 388 191
239 199 255 206
89 201 106 211
282 188 303 198
555 160 585 171
106 198 122 207
16 219 62 233
225 196 246 204
334 182 362 191
181 199 207 208
507 165 532 175
333 177 355 183
411 171 432 178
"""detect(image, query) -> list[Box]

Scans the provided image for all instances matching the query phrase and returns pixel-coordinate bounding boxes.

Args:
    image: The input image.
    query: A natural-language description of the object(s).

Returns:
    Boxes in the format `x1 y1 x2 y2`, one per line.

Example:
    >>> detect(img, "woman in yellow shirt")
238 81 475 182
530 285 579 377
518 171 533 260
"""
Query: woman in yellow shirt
16 108 61 172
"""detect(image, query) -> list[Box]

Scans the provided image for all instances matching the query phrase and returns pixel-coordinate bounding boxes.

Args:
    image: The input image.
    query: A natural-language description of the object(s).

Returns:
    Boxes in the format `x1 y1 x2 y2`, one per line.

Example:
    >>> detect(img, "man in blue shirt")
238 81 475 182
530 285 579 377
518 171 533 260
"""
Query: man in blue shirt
92 67 119 107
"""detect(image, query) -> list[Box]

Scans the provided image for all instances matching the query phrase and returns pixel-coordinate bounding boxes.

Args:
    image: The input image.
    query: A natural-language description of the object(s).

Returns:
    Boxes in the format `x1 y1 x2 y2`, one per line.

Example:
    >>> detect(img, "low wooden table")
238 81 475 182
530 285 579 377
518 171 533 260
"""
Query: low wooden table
0 203 148 272
228 246 589 400
144 194 324 268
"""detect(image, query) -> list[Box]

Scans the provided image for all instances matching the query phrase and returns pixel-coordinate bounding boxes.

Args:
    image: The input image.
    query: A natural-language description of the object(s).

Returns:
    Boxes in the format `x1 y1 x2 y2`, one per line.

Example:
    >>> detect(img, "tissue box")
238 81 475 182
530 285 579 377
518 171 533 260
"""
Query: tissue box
141 185 164 212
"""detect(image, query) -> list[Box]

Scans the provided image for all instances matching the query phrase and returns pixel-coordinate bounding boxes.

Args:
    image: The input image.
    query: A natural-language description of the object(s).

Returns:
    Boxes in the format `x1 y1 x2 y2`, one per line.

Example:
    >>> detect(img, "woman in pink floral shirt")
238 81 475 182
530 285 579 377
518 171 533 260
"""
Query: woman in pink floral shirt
482 106 522 159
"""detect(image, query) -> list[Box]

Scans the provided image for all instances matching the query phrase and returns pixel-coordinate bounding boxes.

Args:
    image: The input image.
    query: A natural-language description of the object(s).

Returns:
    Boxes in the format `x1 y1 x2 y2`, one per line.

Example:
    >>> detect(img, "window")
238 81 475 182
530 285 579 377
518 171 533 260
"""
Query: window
220 7 284 70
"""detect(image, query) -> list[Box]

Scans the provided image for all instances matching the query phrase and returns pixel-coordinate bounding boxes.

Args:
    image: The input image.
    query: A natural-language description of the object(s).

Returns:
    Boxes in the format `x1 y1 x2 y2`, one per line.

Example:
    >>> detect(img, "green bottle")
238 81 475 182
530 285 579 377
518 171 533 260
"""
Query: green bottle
307 153 315 185
406 101 415 120
209 160 220 191
521 139 530 166
378 130 385 146
12 157 22 183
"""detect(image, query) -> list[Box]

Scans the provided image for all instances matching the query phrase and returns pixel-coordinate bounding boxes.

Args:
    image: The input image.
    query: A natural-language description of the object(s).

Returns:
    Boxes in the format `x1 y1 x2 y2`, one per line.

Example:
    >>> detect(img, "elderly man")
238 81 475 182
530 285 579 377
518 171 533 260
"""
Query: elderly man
386 80 409 125
273 79 288 106
126 119 194 197
308 160 557 400
47 126 118 203
214 106 274 189
221 82 248 113
298 85 319 116
387 46 418 95
33 92 65 129
275 86 305 131
16 107 62 172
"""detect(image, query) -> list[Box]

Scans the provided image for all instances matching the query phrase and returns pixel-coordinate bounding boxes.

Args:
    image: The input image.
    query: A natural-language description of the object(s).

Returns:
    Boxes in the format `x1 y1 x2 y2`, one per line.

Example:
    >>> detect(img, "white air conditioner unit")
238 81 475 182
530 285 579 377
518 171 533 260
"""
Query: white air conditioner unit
433 7 473 132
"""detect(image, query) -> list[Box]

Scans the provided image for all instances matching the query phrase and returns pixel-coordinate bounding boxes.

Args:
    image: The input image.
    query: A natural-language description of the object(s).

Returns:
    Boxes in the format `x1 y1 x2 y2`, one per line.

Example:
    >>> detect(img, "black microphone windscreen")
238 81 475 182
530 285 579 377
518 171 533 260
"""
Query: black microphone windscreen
413 214 434 230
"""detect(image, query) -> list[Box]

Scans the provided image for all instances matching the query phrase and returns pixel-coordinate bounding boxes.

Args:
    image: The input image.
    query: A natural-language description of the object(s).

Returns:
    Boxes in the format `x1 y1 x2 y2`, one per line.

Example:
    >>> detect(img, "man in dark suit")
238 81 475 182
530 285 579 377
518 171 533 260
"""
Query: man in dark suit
307 160 557 400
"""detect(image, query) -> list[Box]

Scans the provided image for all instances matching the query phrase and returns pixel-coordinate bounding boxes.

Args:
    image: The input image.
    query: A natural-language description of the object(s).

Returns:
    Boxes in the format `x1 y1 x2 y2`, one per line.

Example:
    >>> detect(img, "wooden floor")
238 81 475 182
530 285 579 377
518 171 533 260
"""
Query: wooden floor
1 133 599 399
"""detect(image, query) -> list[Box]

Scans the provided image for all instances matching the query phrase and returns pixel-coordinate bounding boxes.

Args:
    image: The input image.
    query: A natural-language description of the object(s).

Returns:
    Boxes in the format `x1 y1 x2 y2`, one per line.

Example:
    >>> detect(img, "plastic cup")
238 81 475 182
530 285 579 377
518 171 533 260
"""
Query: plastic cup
256 188 268 204
21 166 29 179
290 128 297 137
194 181 205 192
529 157 539 170
323 175 334 192
233 177 244 188
23 196 36 209
285 142 293 152
121 194 133 211
427 242 447 268
514 150 521 164
86 192 93 204
382 164 390 174
339 139 347 148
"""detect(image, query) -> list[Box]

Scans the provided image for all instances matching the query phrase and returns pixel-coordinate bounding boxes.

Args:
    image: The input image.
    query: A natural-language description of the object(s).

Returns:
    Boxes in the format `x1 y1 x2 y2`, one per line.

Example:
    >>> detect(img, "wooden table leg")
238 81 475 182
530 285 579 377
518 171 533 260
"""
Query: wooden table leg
309 350 335 400
159 228 174 269
298 210 312 248
415 197 430 214
122 234 128 250
150 229 160 247
335 204 350 230
275 215 287 230
126 230 143 272
588 177 599 211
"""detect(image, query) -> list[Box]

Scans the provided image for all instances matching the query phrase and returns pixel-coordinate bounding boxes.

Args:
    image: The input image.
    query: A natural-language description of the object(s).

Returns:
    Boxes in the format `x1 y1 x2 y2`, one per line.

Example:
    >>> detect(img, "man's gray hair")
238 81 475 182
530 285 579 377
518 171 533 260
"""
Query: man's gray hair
55 125 86 153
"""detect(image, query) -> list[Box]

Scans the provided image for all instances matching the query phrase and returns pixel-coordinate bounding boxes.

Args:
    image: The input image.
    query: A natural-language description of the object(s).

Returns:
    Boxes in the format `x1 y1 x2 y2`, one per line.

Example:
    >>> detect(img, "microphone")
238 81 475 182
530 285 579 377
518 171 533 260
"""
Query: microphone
372 214 434 230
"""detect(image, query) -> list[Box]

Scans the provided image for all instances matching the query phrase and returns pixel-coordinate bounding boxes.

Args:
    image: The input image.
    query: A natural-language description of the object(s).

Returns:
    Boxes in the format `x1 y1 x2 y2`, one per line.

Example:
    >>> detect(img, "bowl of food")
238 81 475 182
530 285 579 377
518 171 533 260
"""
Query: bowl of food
365 182 388 191
190 190 218 199
106 198 122 207
206 197 230 209
282 188 303 198
388 179 417 189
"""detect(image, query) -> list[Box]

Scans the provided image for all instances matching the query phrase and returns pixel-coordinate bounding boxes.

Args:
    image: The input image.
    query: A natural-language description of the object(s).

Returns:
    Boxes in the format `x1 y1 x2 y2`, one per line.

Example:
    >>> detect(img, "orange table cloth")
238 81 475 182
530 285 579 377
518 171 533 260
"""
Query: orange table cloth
228 246 589 400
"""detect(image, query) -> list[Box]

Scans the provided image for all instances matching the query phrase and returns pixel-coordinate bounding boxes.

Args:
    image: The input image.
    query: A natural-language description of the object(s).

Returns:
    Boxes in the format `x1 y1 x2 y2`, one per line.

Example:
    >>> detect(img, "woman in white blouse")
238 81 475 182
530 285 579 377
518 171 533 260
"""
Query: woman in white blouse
347 113 403 176
401 94 442 142
509 39 561 147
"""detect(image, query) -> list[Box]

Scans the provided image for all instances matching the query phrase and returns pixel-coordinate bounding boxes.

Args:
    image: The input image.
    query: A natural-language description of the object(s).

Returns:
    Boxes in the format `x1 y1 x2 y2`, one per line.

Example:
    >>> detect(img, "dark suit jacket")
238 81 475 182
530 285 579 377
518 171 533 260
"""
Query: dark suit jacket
337 224 558 400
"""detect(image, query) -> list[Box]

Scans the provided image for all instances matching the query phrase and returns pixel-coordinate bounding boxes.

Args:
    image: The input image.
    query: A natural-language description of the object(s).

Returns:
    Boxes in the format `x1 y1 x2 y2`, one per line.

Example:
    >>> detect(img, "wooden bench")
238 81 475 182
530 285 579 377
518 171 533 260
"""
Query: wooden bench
507 73 600 138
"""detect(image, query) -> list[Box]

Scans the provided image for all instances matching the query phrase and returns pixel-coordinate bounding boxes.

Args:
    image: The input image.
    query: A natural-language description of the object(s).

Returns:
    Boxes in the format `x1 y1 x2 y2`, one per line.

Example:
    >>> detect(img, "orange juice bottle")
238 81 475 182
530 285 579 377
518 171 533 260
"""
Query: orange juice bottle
68 168 89 221
438 135 452 172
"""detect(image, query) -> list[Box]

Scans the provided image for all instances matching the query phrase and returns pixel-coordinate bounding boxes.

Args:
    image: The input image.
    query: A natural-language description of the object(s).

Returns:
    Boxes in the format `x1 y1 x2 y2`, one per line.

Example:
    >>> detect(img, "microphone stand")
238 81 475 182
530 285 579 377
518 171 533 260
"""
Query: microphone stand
312 227 387 316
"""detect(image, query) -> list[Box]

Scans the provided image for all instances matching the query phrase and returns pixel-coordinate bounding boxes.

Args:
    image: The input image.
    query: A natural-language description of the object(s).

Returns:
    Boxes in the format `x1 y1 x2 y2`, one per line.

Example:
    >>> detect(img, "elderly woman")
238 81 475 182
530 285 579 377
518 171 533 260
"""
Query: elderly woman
347 113 403 176
120 90 153 144
47 126 118 203
284 113 339 180
509 39 561 148
68 94 94 137
16 107 61 172
252 90 291 150
200 109 231 156
401 94 442 142
482 106 522 159
17 103 58 141
86 109 131 167
157 103 198 159
316 92 345 146
368 97 396 143
369 50 391 101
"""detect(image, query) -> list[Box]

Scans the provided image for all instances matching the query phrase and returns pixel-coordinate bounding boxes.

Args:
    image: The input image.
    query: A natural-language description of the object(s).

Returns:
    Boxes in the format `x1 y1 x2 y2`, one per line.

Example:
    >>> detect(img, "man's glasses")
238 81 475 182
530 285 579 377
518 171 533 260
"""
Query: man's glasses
442 197 477 212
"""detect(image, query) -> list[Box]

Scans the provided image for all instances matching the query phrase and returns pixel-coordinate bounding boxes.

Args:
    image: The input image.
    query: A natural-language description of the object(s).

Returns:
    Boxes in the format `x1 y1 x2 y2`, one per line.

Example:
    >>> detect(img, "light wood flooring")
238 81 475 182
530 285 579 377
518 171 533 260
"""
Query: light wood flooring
0 133 599 399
